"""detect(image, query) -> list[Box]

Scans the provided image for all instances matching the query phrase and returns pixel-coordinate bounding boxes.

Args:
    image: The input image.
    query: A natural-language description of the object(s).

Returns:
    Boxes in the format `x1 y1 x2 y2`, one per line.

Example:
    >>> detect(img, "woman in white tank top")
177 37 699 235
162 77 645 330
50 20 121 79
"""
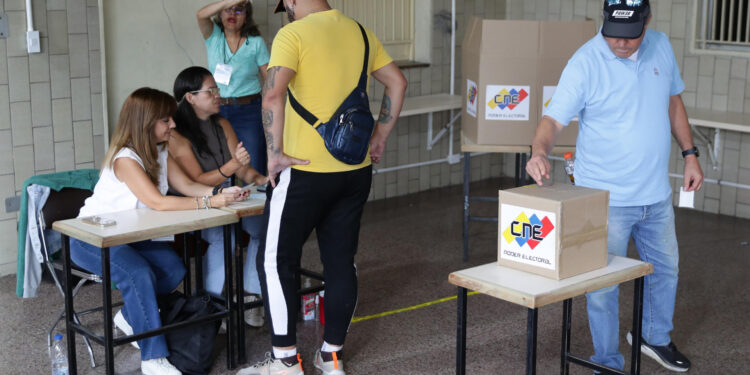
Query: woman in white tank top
70 88 246 375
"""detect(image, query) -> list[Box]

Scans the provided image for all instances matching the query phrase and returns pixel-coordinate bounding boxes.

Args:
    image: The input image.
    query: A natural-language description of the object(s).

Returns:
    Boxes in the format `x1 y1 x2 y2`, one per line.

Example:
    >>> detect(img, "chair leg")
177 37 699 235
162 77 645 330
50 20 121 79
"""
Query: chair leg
49 308 65 347
49 266 99 368
72 312 97 368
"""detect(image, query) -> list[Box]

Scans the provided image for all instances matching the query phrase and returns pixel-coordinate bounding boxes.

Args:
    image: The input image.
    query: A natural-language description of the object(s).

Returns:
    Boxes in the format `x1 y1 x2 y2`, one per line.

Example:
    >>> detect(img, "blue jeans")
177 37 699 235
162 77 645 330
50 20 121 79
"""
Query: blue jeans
219 97 267 176
586 197 679 370
201 215 265 296
69 238 185 361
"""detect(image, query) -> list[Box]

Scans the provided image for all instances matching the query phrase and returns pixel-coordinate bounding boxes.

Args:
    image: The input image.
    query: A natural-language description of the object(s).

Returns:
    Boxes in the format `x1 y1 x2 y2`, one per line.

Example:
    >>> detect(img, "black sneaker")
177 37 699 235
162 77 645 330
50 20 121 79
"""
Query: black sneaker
627 331 690 372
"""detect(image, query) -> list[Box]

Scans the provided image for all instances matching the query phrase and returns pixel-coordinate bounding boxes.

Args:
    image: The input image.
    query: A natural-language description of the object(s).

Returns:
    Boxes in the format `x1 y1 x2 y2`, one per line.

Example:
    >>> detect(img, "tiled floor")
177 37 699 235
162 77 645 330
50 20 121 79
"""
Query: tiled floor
2 177 749 374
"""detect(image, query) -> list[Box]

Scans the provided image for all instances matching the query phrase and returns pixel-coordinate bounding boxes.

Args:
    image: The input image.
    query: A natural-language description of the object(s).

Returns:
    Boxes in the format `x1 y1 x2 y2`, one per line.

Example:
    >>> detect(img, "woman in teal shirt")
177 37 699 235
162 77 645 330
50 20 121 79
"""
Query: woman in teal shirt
197 0 269 176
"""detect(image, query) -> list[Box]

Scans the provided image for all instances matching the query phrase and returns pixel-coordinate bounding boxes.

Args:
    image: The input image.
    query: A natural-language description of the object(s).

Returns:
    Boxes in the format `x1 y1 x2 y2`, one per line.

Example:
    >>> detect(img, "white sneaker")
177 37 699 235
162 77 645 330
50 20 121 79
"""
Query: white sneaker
314 350 345 375
113 310 139 349
244 295 265 327
141 357 181 375
237 352 303 375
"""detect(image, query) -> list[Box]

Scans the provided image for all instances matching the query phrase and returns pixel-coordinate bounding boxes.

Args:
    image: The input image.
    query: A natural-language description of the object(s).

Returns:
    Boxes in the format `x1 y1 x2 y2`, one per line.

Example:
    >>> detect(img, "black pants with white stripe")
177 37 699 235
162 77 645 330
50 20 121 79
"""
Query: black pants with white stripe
258 165 372 348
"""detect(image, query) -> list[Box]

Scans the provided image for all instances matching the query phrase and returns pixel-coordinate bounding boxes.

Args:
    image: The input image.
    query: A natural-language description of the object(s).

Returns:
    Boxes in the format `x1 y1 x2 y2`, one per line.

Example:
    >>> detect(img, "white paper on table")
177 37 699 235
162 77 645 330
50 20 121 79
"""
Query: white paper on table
678 186 694 208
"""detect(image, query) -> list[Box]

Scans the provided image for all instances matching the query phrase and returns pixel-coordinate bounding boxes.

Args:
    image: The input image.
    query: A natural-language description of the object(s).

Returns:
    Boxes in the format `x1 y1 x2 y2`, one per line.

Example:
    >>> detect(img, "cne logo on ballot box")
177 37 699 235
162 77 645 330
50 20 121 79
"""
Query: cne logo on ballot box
500 204 557 270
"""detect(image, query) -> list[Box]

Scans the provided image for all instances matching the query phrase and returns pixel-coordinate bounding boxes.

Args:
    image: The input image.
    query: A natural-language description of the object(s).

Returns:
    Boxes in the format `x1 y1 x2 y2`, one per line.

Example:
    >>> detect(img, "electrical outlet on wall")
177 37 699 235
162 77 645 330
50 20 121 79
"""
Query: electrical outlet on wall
0 14 9 38
5 196 20 213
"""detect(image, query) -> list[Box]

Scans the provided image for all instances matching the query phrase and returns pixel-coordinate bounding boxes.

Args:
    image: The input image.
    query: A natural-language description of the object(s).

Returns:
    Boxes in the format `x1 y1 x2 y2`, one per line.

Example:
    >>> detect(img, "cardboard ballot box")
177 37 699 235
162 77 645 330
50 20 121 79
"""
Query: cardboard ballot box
498 184 609 280
462 18 596 146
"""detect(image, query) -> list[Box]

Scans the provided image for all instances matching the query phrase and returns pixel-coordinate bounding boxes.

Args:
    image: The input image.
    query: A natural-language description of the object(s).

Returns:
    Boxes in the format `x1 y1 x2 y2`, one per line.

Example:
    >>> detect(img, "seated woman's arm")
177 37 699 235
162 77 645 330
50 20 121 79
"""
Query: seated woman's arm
166 155 243 206
218 118 268 186
168 129 247 186
114 155 239 210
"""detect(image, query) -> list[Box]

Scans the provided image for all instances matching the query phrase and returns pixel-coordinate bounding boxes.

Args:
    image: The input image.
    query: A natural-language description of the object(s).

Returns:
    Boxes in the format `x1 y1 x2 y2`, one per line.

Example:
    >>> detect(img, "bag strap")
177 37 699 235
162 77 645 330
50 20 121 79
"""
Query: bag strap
288 21 370 127
355 22 370 91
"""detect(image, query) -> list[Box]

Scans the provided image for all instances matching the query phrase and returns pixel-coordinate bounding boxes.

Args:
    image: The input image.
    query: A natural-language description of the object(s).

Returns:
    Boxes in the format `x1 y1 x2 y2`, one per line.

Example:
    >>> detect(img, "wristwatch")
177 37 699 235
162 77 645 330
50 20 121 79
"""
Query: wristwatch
681 146 699 158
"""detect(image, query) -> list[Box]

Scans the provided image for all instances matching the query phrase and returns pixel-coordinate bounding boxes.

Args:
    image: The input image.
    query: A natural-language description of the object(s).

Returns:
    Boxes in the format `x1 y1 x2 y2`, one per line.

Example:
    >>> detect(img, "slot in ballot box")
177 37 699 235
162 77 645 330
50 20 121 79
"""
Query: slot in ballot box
498 184 609 280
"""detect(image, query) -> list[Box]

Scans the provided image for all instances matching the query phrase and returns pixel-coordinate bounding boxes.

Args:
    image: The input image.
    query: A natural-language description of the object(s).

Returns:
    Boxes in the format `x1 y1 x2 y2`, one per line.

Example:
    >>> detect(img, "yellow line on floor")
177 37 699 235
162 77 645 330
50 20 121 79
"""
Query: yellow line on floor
351 291 479 323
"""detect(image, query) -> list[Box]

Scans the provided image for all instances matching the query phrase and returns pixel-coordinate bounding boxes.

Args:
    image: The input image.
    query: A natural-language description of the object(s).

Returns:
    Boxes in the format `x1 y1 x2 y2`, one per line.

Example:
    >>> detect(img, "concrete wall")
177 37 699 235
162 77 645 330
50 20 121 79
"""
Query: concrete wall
505 0 750 219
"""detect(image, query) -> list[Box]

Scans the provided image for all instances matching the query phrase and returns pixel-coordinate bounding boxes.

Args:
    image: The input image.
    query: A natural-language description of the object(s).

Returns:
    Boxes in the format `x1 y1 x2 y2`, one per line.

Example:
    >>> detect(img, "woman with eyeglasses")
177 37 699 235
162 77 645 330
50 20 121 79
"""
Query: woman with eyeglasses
169 66 268 328
197 0 270 179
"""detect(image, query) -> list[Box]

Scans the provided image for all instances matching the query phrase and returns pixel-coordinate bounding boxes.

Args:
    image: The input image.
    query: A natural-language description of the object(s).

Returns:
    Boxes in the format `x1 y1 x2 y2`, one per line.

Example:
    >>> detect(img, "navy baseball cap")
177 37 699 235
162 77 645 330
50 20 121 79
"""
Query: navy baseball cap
274 0 285 13
602 0 650 39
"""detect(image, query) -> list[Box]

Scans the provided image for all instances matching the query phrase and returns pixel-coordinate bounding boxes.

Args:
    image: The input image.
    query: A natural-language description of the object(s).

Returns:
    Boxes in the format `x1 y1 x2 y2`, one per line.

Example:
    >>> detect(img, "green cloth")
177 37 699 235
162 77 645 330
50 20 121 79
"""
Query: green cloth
16 169 99 297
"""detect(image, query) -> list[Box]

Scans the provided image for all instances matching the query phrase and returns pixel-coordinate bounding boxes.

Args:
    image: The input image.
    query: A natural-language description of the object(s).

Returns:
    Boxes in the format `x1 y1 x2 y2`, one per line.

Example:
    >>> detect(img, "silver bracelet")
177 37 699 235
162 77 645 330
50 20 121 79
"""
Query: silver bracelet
202 195 209 210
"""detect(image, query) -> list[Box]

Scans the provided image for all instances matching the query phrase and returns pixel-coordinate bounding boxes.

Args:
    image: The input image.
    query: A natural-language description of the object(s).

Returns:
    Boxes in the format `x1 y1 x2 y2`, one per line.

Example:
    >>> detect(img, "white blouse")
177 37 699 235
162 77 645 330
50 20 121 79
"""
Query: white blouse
78 146 168 217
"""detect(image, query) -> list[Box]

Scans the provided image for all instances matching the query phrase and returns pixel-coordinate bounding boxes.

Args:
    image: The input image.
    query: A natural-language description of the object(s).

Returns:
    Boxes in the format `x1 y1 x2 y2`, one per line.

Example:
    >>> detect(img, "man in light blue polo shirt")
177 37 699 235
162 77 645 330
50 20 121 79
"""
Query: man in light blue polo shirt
527 0 703 372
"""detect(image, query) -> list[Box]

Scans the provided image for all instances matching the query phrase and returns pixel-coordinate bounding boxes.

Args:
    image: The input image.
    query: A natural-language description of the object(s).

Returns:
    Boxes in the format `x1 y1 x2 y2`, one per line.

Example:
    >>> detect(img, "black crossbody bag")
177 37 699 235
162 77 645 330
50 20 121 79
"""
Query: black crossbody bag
287 22 374 165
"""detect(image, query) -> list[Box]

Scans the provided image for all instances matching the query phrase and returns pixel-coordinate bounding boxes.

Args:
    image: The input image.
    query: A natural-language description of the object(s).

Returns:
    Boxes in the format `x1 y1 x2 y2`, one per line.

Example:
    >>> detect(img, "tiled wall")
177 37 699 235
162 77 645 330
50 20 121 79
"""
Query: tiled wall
506 0 750 219
0 0 103 276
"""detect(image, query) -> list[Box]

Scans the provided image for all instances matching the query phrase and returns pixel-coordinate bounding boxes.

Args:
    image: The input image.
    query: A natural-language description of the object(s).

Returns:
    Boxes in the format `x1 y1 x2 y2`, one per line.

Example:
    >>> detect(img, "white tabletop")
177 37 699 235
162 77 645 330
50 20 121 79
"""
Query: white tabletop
53 208 238 248
449 255 653 309
686 107 750 133
370 94 462 119
219 196 266 218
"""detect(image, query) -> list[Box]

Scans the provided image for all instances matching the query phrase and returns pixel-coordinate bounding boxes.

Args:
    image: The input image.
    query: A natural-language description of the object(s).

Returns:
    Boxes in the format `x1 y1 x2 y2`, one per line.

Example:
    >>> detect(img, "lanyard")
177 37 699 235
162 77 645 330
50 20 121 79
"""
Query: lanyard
222 33 245 64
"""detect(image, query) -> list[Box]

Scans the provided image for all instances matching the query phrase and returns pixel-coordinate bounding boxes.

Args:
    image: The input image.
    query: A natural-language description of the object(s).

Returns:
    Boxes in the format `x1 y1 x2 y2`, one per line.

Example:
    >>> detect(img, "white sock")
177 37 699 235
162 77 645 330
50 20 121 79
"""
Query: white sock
273 347 297 359
321 341 343 352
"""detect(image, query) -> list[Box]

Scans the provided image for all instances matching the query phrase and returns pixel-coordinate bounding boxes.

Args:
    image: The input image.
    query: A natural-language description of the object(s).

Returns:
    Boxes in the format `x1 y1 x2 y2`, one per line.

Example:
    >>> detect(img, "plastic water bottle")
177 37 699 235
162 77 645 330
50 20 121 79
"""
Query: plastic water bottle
563 152 575 185
50 334 68 375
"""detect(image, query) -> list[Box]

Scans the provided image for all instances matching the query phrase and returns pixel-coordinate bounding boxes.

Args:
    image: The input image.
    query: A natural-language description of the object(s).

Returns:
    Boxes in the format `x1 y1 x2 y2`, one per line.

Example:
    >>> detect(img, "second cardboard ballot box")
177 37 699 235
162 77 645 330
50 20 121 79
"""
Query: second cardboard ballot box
462 18 596 146
498 184 609 280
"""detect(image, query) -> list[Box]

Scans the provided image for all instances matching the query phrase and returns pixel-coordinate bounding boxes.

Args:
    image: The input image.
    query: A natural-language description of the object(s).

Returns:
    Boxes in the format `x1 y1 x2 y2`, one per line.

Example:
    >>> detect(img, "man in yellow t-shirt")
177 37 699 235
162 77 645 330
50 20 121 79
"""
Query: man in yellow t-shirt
239 1 407 374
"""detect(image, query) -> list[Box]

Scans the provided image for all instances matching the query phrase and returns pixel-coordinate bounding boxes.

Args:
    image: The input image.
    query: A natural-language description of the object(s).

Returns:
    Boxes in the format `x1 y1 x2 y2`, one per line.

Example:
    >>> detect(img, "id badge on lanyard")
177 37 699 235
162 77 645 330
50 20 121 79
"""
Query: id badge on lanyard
214 63 233 86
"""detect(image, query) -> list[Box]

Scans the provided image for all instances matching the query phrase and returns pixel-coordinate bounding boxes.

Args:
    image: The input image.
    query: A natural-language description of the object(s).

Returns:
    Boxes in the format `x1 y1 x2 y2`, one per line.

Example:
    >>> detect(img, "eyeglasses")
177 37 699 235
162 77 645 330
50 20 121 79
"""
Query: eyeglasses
190 87 221 96
223 7 246 15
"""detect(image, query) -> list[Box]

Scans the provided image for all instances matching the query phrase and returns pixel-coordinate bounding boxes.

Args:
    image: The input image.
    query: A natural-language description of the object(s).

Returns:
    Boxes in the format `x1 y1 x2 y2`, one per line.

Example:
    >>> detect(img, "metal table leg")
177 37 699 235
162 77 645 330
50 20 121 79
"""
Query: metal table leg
224 225 236 370
560 298 572 375
235 221 247 364
182 233 191 293
194 230 204 294
456 287 467 375
102 247 114 374
526 308 538 375
62 235 78 375
462 152 470 261
515 153 521 186
630 277 645 375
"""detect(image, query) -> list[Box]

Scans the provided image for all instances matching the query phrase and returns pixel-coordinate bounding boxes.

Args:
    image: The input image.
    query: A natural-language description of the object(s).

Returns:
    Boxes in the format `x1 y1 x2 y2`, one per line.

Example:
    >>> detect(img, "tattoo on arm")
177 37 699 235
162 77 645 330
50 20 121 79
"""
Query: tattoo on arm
262 108 279 155
377 94 392 124
263 66 281 96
